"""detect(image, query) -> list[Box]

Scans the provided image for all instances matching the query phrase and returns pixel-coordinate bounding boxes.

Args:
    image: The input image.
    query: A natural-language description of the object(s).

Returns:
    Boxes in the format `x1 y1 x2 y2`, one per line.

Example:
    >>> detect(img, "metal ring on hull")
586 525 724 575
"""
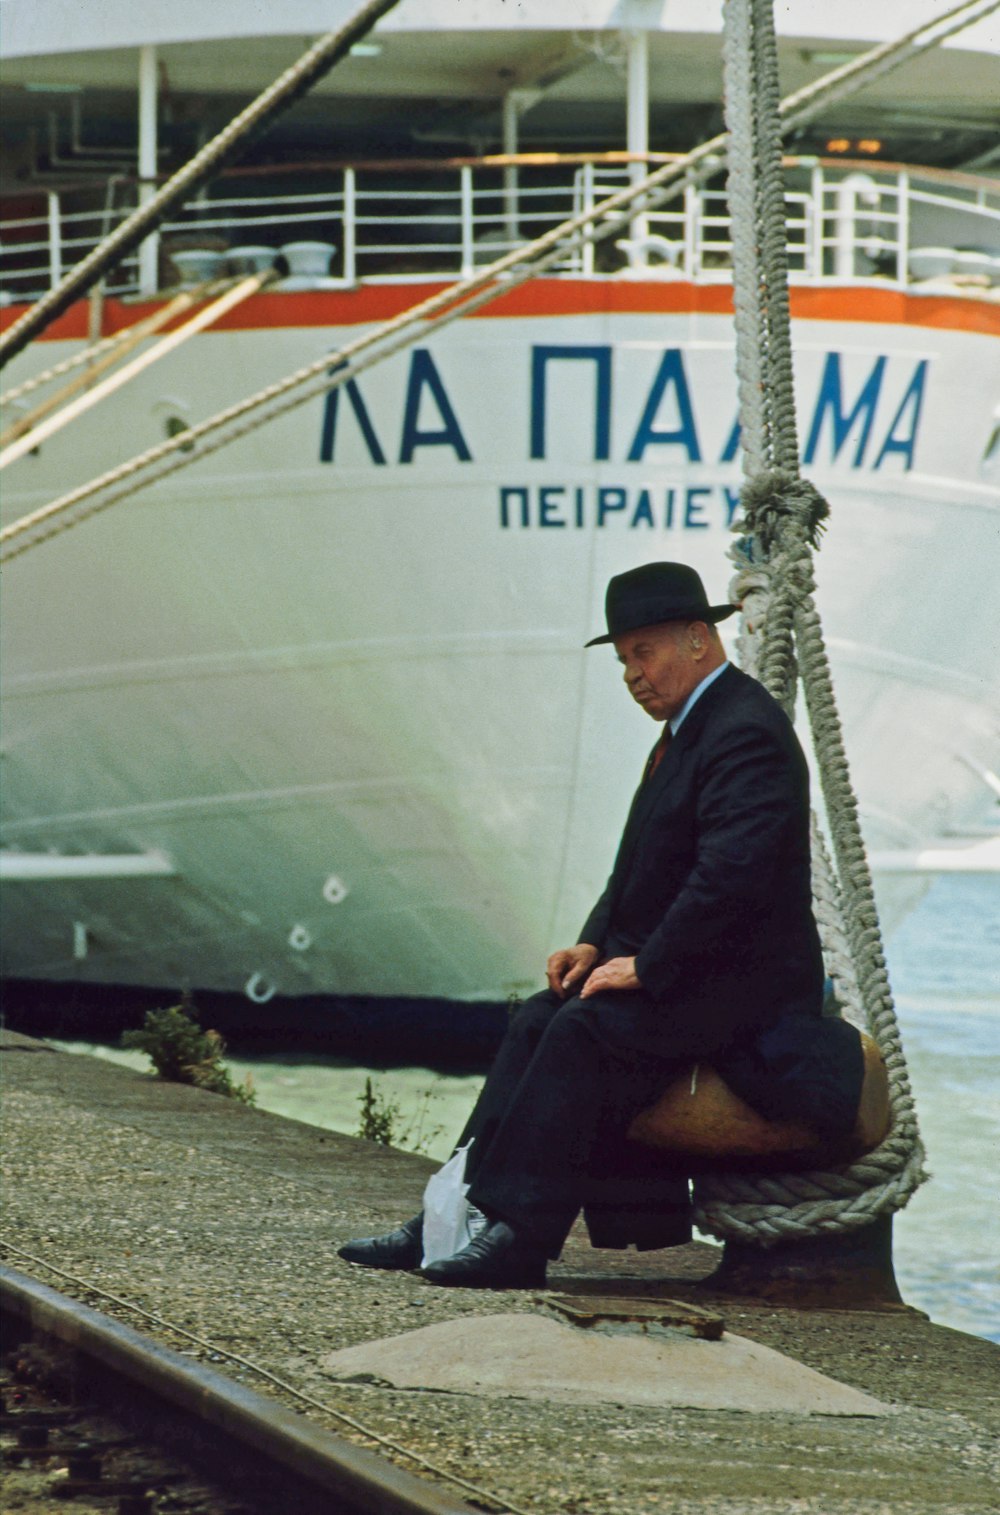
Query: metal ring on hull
244 972 277 1004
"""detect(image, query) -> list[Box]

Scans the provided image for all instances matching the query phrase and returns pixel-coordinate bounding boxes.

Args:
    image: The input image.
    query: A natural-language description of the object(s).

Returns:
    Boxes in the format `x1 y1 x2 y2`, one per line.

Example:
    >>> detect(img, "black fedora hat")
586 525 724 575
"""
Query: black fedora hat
585 561 737 646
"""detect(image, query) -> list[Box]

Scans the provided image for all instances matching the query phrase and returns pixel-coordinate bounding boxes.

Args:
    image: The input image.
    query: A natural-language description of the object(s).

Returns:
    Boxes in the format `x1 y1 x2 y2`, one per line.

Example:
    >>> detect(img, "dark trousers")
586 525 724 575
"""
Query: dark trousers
457 988 698 1258
453 981 863 1258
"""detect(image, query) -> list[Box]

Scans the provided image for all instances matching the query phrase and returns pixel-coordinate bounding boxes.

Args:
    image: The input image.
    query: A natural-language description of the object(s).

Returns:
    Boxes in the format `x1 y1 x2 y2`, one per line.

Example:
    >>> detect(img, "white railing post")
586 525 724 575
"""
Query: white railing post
833 170 880 281
47 192 63 290
137 44 159 296
626 29 650 265
503 90 520 242
583 162 595 277
343 167 356 284
834 174 857 279
460 164 474 277
810 163 824 281
896 170 910 287
684 181 698 279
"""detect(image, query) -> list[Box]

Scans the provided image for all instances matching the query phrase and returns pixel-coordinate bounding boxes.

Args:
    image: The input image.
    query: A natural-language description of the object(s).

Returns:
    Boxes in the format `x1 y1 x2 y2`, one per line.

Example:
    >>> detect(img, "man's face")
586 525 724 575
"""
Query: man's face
613 621 706 722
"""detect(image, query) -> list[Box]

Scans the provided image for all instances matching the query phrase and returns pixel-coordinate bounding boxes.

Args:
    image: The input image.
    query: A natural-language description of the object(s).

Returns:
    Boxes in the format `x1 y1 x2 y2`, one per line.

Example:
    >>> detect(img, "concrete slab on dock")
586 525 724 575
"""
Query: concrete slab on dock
323 1311 888 1415
2 1031 998 1514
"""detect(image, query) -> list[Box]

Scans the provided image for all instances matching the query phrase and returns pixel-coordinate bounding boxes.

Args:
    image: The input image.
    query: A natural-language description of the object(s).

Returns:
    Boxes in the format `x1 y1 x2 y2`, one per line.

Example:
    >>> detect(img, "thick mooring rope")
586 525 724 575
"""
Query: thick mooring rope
692 0 926 1246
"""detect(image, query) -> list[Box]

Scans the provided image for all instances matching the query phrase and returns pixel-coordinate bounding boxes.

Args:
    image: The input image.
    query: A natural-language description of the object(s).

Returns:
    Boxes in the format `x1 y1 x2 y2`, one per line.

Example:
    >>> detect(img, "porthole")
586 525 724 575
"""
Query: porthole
164 414 195 453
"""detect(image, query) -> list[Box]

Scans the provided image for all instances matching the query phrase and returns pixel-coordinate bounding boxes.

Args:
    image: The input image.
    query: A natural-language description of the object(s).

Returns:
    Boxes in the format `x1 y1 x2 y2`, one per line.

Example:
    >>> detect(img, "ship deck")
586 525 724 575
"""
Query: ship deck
2 1031 997 1514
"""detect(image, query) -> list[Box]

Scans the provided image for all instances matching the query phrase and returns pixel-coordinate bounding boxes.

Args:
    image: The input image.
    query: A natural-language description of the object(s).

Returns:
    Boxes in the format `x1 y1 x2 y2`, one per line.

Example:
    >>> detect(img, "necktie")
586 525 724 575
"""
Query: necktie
644 723 672 782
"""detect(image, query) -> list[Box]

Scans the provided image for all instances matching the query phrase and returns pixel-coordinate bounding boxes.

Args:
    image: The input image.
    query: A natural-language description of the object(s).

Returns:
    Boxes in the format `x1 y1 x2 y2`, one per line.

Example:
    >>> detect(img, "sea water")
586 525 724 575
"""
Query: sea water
881 874 999 1342
57 875 999 1342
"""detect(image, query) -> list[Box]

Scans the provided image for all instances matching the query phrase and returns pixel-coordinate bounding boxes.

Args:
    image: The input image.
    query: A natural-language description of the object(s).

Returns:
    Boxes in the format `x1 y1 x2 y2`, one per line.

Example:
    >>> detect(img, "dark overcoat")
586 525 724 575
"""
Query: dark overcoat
466 662 863 1254
581 661 825 1048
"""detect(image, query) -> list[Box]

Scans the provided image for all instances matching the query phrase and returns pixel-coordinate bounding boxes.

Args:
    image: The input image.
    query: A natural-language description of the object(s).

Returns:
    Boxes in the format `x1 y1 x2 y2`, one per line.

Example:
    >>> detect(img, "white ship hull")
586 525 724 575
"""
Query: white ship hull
2 283 997 998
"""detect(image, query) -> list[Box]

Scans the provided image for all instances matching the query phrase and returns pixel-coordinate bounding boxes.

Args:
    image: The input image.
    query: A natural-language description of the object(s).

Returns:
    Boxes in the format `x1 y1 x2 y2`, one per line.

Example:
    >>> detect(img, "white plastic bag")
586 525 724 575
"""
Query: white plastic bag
421 1142 488 1267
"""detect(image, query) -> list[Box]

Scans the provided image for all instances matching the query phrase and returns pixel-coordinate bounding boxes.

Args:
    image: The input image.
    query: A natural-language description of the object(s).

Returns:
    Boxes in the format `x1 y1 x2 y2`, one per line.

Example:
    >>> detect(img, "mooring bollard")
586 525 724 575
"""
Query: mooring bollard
702 1213 905 1309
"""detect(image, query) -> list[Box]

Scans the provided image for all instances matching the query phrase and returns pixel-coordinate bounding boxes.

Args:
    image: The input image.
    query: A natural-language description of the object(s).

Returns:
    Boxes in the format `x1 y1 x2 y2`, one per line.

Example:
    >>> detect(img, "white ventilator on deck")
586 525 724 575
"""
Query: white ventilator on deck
689 0 927 1247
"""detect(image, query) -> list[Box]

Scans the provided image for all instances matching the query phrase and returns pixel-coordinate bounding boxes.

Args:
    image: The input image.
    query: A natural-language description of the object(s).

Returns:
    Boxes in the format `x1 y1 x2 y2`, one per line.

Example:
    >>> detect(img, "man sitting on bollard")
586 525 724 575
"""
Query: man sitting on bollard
338 561 864 1289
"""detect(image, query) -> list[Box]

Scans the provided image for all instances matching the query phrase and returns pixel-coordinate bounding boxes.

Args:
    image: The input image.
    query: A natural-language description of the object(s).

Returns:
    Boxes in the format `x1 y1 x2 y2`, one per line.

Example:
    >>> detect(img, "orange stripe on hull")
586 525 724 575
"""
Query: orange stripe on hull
3 280 997 340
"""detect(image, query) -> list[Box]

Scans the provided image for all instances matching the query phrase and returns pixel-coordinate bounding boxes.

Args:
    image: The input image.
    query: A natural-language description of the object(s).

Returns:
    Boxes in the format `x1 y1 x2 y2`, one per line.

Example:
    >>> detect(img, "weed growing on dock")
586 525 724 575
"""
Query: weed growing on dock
398 1085 446 1155
356 1076 445 1154
357 1075 400 1145
122 997 256 1104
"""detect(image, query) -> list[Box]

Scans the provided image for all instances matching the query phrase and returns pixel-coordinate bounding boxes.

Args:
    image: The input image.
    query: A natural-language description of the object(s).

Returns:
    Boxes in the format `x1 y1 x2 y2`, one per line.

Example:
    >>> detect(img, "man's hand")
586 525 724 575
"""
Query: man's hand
579 956 641 998
546 942 600 998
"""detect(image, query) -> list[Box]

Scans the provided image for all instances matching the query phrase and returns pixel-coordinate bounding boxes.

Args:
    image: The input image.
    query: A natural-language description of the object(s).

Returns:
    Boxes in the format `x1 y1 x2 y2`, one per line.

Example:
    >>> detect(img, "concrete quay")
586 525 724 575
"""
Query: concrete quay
2 1030 997 1515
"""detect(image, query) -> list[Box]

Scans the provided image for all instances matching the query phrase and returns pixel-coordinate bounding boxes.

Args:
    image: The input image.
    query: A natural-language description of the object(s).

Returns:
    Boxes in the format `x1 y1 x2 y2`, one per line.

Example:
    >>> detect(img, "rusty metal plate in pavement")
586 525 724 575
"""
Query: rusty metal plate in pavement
541 1293 725 1339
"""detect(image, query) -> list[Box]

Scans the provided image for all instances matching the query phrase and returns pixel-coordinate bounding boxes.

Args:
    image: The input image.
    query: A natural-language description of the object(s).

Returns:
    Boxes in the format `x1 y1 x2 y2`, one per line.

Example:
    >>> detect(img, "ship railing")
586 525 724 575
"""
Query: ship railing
0 194 142 303
570 160 1000 287
1 155 998 305
806 163 1000 285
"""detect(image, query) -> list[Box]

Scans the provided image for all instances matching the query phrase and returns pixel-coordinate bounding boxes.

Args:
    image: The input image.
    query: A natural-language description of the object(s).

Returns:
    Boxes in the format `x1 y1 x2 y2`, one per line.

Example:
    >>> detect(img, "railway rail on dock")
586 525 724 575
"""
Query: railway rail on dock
1 1264 477 1515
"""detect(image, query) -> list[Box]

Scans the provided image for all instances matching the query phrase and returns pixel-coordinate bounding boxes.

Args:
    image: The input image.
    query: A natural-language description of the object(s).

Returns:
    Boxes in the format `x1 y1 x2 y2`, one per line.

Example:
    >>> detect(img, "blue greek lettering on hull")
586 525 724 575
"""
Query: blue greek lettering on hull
499 485 743 530
318 344 930 480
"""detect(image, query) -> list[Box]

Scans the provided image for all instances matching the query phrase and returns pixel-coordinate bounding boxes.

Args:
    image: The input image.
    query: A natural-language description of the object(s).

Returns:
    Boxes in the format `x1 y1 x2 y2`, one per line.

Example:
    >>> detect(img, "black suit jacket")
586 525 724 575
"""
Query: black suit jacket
582 663 823 1032
578 663 861 1134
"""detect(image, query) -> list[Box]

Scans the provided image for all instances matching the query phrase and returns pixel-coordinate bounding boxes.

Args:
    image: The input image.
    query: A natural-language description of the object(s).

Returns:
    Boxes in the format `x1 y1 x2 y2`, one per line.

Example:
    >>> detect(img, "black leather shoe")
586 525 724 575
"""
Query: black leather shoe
419 1221 547 1290
337 1214 423 1270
